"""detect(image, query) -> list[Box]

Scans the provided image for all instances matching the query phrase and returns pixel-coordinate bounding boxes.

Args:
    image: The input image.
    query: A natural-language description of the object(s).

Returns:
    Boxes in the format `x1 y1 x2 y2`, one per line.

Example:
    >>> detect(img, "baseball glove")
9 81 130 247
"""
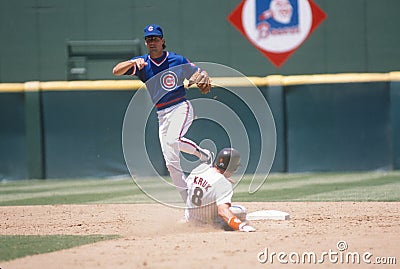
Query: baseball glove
188 70 211 94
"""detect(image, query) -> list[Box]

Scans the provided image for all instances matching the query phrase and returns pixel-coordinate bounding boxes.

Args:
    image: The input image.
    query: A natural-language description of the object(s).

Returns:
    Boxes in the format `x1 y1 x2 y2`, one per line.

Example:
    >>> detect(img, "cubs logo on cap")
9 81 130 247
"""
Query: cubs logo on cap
144 24 163 37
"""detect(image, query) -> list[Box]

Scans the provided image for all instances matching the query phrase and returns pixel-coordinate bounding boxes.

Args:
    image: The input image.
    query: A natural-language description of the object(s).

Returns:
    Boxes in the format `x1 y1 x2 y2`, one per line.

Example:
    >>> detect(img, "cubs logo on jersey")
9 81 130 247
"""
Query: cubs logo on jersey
160 71 178 91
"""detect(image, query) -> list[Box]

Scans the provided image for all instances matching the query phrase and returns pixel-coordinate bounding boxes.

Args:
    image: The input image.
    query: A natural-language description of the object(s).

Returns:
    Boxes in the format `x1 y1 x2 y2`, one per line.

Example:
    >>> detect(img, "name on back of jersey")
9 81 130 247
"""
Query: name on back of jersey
193 176 211 191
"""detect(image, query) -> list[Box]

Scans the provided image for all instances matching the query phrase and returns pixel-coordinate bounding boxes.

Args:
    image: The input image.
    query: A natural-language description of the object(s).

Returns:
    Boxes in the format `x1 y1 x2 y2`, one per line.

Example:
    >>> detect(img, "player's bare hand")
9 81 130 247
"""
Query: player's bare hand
130 58 148 70
189 70 211 94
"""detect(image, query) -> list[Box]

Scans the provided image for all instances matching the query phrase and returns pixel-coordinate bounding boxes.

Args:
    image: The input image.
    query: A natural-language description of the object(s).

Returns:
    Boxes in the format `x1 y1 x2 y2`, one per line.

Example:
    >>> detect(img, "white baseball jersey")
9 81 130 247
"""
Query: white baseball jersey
185 163 233 224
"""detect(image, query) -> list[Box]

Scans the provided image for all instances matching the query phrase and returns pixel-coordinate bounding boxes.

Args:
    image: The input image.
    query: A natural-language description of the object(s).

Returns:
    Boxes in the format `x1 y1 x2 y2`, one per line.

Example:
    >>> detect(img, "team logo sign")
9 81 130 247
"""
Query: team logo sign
255 0 301 45
228 0 326 67
160 71 178 91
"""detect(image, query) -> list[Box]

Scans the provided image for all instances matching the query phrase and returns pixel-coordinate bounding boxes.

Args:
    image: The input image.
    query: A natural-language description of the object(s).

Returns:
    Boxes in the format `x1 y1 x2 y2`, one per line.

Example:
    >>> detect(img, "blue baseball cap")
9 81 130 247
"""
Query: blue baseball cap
144 24 163 38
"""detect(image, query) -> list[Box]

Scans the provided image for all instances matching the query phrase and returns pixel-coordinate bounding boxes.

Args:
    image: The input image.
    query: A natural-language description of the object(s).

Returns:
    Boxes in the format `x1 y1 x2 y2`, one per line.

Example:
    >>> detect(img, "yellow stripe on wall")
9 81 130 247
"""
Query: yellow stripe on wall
1 72 400 93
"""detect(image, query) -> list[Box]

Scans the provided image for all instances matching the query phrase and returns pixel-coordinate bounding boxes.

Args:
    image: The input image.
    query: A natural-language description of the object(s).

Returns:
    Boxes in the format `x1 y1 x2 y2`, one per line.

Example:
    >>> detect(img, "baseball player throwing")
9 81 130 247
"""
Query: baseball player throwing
185 148 256 232
113 24 213 201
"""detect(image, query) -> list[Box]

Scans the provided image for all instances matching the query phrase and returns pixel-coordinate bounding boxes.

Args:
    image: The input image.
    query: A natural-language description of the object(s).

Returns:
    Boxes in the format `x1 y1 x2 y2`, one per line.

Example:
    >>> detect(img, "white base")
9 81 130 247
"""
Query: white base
246 210 290 221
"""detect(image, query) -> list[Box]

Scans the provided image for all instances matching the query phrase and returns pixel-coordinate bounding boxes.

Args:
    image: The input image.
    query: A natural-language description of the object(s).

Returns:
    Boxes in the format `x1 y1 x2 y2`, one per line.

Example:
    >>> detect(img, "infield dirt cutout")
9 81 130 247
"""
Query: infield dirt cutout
1 202 399 268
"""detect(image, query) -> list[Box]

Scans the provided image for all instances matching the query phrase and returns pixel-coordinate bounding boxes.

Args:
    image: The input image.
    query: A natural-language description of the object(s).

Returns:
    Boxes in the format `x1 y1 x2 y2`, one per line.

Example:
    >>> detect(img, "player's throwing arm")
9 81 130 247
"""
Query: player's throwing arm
112 58 148 76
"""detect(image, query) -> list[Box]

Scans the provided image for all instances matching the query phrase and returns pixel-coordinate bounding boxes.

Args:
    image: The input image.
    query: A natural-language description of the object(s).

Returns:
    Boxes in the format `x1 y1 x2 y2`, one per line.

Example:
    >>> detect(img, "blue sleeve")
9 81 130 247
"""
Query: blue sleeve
182 56 199 79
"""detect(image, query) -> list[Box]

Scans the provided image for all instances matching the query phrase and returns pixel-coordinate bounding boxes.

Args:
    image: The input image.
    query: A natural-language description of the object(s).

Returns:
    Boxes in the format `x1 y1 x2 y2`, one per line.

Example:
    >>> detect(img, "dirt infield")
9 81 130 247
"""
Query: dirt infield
1 202 399 268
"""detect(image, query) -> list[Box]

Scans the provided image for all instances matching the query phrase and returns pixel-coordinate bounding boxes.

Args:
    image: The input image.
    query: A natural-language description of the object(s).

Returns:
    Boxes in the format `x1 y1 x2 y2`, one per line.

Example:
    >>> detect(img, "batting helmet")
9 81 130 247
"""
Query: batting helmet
214 148 241 173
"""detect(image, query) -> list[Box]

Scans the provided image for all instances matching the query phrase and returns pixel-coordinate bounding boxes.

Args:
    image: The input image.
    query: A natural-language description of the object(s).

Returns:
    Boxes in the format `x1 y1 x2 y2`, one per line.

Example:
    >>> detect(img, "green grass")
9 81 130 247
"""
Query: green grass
0 234 119 262
0 178 151 206
233 171 400 202
0 171 399 206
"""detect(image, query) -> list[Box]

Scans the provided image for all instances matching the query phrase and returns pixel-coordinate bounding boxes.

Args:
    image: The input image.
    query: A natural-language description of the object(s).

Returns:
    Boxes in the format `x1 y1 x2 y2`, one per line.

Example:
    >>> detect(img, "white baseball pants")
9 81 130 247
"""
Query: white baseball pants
157 100 203 200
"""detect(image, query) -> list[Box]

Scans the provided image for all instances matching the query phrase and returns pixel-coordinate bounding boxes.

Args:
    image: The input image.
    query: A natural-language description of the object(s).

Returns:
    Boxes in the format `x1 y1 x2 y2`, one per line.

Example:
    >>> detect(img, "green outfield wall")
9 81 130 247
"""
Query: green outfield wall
391 82 400 169
1 73 400 180
1 0 400 82
0 92 28 179
285 82 392 172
